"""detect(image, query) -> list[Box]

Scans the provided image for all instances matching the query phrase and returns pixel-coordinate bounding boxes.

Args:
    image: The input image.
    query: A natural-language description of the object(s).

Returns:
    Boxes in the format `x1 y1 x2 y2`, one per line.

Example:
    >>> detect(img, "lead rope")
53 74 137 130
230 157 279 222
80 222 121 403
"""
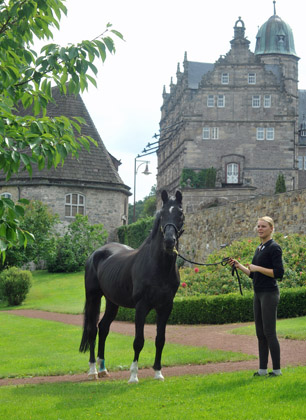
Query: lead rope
176 252 243 296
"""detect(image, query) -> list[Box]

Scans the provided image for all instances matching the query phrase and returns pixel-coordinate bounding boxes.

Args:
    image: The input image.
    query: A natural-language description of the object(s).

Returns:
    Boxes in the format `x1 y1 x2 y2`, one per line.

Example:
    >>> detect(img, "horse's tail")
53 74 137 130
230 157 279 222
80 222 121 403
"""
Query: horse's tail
79 255 102 353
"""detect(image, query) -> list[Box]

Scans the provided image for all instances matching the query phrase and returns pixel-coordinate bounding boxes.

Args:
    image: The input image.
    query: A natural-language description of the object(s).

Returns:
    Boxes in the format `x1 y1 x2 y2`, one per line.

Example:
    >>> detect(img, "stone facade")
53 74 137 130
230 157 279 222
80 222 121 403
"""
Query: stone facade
179 188 306 264
157 11 306 208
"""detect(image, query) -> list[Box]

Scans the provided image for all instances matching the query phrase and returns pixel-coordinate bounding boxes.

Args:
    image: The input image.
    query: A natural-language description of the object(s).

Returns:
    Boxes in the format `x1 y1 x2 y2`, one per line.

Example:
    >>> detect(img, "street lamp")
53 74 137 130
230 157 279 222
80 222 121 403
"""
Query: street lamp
133 158 151 222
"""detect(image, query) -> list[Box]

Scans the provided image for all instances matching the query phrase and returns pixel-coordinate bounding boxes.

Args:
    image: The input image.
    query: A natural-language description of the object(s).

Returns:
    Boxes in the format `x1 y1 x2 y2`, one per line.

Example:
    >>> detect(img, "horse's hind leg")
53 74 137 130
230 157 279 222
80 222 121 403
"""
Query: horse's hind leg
97 299 119 378
153 304 173 381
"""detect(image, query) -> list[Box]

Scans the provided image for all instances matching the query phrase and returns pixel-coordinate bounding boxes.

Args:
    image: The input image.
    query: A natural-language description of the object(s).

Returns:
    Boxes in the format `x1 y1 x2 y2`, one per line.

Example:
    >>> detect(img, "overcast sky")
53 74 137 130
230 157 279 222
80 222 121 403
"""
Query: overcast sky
46 0 306 201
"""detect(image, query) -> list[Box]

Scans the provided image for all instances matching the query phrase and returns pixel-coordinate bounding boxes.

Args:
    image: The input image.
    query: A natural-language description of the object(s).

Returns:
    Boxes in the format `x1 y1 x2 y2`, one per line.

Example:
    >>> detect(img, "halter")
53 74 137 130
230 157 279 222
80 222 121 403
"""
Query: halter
161 222 184 239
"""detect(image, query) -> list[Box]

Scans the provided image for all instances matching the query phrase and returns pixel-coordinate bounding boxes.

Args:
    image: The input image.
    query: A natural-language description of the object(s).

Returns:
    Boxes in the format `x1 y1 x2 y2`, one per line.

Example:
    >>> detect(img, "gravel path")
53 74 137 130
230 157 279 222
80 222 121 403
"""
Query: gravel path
1 309 305 386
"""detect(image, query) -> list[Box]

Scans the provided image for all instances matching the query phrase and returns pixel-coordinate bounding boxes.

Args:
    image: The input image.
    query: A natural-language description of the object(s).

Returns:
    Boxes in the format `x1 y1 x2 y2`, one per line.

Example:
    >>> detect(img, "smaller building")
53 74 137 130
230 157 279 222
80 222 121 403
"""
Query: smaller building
0 87 131 240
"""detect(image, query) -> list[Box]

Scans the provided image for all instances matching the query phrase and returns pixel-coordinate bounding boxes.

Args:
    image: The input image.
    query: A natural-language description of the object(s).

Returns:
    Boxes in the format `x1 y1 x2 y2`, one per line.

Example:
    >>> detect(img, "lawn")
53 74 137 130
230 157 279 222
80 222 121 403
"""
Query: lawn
0 367 305 420
0 313 253 379
0 270 86 314
230 316 306 340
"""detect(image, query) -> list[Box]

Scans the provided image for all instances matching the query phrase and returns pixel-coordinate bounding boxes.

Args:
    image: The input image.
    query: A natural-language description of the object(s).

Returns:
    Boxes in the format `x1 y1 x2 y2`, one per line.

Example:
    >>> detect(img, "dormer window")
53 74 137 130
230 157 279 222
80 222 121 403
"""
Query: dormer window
277 35 285 44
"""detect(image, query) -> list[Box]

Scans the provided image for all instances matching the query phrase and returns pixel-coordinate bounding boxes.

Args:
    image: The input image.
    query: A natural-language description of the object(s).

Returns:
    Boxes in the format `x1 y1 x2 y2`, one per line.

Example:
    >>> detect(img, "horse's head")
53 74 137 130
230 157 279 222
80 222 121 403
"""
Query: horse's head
160 190 184 254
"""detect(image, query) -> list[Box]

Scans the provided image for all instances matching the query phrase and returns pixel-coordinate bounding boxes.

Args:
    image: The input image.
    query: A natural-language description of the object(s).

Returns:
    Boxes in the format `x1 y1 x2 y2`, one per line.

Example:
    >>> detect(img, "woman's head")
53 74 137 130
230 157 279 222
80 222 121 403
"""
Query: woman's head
257 216 274 242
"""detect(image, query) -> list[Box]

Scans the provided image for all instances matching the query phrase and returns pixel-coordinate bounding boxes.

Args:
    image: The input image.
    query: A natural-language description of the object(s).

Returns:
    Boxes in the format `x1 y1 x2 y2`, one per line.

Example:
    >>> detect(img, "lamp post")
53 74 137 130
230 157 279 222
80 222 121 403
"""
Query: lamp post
133 158 151 222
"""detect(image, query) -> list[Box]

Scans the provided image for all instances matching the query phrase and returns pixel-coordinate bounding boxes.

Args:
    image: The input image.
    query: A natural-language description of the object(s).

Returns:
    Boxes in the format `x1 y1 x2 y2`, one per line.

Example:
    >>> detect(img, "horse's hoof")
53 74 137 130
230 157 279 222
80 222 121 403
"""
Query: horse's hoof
98 370 110 378
88 373 98 380
128 375 139 384
154 370 164 381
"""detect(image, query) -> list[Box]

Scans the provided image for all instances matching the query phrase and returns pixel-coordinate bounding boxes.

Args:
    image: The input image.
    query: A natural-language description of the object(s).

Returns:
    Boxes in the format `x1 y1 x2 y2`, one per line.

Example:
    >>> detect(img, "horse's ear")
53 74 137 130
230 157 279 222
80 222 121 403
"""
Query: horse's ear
161 190 169 204
175 190 182 205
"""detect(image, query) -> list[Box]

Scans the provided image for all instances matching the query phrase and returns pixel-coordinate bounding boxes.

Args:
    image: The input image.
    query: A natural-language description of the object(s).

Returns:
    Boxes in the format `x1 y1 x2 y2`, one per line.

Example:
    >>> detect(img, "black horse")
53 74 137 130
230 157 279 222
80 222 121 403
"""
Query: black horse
79 190 184 383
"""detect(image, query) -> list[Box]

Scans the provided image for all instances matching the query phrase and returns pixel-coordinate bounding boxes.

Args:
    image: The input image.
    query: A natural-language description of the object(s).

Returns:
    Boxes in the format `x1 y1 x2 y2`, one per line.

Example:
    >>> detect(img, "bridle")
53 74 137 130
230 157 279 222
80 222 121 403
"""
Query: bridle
161 222 184 240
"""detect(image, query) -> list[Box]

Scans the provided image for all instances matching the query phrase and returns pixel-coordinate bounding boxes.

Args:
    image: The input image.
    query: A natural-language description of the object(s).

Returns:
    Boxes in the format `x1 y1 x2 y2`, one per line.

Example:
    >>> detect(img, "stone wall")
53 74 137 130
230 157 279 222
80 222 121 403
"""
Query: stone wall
179 188 306 263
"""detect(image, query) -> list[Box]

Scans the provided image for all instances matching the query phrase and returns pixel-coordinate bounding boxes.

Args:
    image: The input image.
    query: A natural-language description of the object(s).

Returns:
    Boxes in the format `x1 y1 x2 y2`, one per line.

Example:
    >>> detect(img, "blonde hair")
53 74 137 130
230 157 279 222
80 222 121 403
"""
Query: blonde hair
257 216 274 230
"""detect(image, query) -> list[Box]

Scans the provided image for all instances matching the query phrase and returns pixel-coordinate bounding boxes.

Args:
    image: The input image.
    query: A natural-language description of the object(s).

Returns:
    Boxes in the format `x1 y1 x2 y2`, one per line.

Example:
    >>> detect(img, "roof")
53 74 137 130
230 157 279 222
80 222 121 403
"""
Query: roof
255 14 298 57
187 62 214 89
2 86 130 194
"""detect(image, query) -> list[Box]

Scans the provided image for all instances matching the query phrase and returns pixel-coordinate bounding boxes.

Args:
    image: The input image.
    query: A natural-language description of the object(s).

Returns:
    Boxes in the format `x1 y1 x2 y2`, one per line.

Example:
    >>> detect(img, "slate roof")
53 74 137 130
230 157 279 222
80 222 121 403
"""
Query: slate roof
2 86 130 194
187 62 214 89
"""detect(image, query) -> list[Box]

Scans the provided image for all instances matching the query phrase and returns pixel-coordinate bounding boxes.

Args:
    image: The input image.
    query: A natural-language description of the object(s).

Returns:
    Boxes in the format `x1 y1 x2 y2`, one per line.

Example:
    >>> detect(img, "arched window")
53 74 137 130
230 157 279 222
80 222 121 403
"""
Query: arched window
226 163 239 184
65 193 85 217
1 192 12 199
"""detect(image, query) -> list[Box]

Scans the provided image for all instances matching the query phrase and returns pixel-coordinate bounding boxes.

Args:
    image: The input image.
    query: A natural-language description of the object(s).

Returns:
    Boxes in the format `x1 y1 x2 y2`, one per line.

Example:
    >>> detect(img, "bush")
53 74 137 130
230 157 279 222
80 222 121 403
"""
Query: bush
118 217 154 248
46 215 108 272
177 233 306 297
116 287 306 325
0 267 32 306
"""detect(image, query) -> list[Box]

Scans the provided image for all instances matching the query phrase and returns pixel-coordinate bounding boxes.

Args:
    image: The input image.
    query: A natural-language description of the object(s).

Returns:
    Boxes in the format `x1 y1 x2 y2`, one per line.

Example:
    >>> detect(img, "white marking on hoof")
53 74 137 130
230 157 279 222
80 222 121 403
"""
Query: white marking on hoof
128 361 139 384
154 370 164 381
88 362 98 380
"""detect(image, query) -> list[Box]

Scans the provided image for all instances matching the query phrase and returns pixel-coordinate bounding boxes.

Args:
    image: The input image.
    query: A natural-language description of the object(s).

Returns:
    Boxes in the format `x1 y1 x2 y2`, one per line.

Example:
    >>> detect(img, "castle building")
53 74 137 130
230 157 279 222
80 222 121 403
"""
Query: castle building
0 87 131 240
157 6 306 210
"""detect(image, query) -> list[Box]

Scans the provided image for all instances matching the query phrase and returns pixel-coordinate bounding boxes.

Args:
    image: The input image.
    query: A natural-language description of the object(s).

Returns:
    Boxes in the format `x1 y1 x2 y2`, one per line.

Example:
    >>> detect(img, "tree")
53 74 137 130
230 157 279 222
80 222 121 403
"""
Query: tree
275 173 286 194
0 0 123 259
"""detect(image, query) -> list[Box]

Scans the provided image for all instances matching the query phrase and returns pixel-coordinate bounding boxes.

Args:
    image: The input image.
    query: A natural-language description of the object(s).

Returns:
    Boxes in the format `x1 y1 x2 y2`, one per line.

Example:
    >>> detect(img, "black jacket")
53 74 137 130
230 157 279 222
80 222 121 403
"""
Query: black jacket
249 239 284 292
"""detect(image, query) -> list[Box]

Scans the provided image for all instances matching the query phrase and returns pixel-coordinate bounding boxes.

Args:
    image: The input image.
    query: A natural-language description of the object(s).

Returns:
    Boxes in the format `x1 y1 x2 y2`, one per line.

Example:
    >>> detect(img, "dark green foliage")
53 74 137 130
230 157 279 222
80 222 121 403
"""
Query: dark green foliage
2 200 58 269
180 168 216 188
0 267 32 306
118 217 154 248
117 288 306 324
275 173 286 193
46 215 108 272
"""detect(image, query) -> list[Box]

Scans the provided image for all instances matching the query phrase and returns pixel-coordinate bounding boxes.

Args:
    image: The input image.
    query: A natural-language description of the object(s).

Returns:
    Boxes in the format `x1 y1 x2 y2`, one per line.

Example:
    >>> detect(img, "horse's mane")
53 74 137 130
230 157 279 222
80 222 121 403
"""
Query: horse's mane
136 210 161 251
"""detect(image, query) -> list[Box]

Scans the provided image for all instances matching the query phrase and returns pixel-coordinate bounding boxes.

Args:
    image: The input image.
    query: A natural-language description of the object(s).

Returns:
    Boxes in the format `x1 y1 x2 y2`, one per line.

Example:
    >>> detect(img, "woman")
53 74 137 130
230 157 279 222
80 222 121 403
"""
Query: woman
229 216 284 377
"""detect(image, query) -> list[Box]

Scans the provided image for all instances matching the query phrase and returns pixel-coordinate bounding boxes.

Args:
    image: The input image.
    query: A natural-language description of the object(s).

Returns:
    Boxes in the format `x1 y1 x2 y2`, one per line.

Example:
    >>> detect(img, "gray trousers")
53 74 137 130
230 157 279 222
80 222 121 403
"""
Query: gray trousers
253 289 280 370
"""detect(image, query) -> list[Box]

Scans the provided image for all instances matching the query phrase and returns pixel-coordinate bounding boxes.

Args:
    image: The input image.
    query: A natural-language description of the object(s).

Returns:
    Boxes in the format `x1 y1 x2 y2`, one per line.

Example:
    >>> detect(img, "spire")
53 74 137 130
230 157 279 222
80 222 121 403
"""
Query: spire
273 0 276 15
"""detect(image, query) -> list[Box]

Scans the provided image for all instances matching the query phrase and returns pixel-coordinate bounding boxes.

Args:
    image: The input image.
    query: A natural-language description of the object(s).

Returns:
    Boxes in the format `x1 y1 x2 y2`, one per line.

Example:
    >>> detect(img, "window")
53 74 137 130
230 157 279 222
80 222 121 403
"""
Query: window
1 192 12 199
65 193 85 217
217 95 225 107
256 128 265 140
221 73 229 84
252 95 261 108
248 73 256 84
266 128 274 140
226 163 239 184
298 156 303 170
203 127 210 139
211 127 219 139
207 95 214 107
264 95 271 108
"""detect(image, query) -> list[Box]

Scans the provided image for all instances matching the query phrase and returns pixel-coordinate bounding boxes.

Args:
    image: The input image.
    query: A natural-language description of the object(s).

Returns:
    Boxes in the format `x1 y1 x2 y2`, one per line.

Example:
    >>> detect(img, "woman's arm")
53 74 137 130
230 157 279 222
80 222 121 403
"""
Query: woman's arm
247 264 274 278
229 258 251 276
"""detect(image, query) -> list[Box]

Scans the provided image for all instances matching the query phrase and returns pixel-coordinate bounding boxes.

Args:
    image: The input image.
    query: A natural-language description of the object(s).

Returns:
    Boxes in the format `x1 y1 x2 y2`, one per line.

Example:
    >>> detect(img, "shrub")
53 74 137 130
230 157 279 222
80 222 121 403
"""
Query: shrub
177 233 306 297
46 215 108 272
118 217 154 248
0 267 32 306
116 287 306 325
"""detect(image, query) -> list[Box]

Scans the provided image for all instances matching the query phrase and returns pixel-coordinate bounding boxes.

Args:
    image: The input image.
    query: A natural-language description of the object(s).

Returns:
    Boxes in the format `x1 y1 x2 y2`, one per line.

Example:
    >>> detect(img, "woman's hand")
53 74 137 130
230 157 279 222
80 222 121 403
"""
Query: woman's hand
229 258 251 276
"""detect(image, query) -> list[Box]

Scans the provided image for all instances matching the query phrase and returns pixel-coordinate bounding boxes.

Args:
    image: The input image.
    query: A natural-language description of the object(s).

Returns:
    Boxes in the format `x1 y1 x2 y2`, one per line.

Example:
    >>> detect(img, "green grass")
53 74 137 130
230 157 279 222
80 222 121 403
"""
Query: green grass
0 270 86 314
0 367 306 420
0 314 253 379
230 316 306 340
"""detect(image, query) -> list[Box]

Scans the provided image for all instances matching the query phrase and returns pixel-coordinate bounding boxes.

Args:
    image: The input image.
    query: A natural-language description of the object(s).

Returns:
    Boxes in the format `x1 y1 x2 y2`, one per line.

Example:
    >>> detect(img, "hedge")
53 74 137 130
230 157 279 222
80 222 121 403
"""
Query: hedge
116 287 306 325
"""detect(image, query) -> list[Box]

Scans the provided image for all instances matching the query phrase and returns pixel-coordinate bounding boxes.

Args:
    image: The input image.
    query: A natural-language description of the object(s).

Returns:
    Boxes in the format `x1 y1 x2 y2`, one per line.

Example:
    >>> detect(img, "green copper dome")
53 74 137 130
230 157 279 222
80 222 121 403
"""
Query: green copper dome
255 13 297 57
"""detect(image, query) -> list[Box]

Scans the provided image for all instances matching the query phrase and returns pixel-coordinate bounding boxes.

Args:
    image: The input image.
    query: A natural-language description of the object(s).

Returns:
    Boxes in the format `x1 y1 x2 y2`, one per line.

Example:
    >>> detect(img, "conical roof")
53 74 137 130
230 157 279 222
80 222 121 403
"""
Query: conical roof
255 11 297 57
2 86 130 195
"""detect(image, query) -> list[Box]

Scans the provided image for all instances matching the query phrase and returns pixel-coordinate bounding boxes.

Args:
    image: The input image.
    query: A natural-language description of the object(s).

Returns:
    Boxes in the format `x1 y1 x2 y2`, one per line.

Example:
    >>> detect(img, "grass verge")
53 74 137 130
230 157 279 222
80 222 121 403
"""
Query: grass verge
0 367 305 420
0 314 254 379
229 316 306 340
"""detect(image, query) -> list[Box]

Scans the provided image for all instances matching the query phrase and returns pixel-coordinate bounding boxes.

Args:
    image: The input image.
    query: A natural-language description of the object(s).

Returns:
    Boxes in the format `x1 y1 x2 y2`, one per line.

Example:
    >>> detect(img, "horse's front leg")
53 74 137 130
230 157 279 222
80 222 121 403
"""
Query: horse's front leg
153 303 173 381
128 301 151 384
